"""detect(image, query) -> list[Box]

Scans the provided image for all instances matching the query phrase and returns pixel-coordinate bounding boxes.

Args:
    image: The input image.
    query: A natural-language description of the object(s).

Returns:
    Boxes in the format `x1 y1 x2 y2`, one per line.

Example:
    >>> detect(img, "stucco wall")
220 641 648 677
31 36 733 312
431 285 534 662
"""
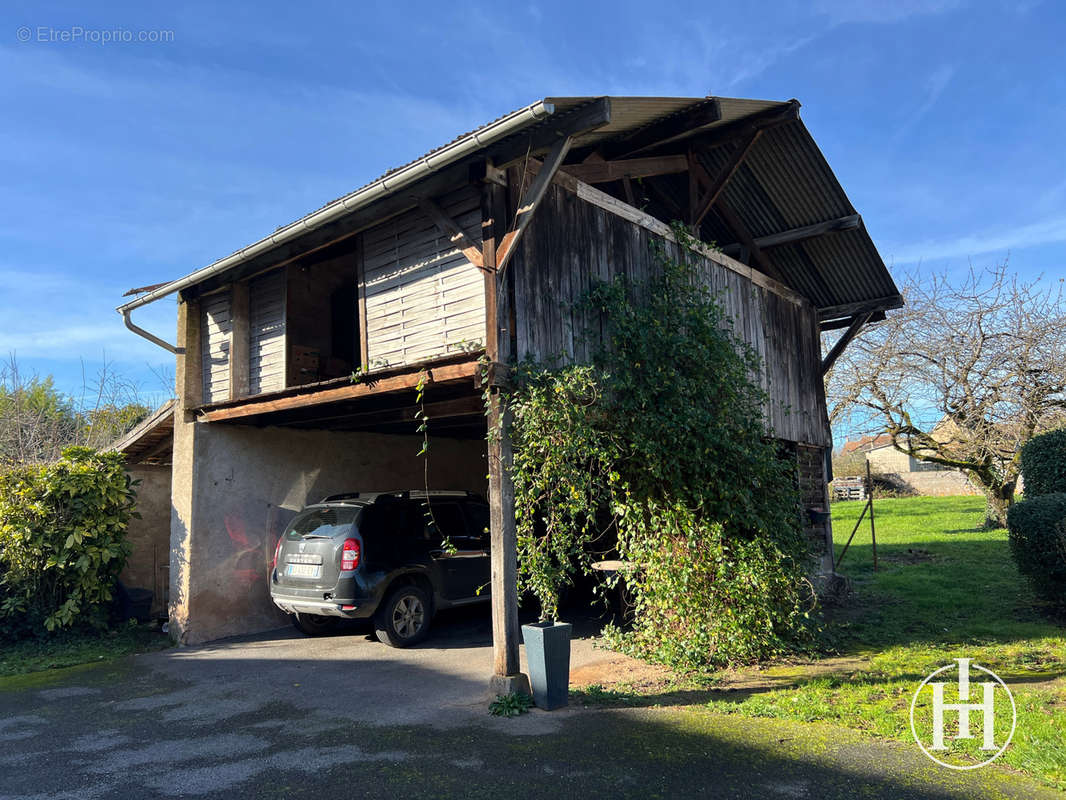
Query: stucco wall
120 464 172 616
170 421 487 644
867 446 913 473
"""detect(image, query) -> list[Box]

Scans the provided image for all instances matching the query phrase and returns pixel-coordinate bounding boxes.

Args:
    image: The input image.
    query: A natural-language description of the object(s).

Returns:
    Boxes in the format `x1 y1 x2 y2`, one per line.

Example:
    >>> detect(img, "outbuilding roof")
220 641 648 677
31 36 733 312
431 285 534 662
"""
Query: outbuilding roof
108 400 175 465
119 96 901 325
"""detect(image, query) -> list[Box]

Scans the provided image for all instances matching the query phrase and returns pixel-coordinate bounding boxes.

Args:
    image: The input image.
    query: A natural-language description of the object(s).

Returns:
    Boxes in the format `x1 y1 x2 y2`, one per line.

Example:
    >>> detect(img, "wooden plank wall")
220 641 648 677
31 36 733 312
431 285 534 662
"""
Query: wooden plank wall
361 184 486 368
248 268 287 395
509 183 830 447
200 290 232 404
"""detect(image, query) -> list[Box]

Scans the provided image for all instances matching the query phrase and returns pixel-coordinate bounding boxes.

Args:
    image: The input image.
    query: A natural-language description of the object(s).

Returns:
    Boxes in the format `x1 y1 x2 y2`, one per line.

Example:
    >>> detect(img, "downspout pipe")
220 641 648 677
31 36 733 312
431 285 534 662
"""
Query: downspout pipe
116 100 557 352
123 309 178 354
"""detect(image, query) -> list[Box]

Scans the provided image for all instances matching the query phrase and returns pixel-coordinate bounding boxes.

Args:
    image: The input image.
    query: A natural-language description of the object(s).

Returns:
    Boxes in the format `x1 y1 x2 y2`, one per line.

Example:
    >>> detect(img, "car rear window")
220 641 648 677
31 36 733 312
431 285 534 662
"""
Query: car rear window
285 506 359 539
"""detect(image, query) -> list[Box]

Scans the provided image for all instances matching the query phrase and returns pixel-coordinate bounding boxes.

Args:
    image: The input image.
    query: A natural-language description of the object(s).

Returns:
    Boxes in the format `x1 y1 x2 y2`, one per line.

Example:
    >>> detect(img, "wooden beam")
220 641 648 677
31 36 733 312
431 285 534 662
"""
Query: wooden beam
496 134 573 275
817 295 905 322
197 361 480 422
544 162 807 307
417 197 486 270
559 154 688 184
691 99 801 152
488 97 610 168
229 280 250 400
713 199 787 284
600 98 722 159
282 395 484 429
689 130 761 230
821 312 874 375
820 310 885 331
753 214 861 249
135 434 175 465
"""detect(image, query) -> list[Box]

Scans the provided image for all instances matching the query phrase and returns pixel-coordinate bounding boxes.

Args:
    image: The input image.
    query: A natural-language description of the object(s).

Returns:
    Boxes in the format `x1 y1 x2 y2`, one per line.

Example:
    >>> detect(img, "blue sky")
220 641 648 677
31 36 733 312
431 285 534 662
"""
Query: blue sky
1 0 1064 407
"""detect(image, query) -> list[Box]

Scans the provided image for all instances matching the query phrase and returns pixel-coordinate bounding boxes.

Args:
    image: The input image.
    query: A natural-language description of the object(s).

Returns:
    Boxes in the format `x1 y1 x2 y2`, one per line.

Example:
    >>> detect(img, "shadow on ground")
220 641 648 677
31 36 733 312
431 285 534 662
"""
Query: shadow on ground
0 632 1057 800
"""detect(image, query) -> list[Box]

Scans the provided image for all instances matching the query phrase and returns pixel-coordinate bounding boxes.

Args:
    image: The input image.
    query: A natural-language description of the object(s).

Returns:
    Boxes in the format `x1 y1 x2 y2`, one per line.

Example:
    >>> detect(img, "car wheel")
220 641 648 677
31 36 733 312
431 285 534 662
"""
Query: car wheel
292 612 339 636
374 585 432 647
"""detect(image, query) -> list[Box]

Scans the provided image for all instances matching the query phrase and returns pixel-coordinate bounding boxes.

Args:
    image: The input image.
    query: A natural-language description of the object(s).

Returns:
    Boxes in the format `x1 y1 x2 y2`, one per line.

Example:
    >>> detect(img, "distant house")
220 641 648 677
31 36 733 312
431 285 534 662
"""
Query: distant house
865 440 978 496
840 434 892 455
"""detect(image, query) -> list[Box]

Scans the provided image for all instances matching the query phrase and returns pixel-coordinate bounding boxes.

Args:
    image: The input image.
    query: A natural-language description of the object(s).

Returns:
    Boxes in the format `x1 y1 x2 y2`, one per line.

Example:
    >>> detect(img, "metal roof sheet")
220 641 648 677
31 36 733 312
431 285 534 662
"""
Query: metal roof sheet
125 96 900 318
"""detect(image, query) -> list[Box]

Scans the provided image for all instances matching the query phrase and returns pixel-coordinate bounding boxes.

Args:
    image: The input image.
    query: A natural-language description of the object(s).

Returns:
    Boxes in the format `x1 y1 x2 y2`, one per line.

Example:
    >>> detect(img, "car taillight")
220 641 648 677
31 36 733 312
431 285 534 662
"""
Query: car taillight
272 536 284 571
341 538 361 571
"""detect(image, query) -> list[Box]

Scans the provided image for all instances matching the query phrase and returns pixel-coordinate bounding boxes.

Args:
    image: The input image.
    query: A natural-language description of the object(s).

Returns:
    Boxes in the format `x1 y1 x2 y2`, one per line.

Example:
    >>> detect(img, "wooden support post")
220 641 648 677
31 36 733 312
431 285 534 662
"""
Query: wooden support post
867 460 878 572
481 167 529 695
820 311 874 375
417 197 486 270
229 280 250 400
496 134 572 275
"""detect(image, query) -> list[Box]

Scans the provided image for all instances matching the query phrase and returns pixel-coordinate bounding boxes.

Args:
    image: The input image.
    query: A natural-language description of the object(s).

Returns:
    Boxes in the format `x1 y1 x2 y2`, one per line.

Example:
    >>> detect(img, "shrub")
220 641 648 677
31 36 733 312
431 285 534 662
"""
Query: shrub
1019 429 1066 497
1006 492 1066 607
510 231 811 669
0 447 136 638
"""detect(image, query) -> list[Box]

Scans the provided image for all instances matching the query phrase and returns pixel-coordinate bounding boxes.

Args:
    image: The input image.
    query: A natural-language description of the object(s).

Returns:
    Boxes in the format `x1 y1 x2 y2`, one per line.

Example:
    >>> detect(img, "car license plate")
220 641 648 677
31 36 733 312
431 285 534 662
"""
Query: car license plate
285 563 321 579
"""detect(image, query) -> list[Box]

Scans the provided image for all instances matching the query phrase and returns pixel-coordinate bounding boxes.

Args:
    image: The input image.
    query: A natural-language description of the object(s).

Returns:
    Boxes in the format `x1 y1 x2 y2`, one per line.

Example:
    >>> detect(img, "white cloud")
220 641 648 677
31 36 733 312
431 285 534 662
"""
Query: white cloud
885 215 1066 264
892 64 957 143
812 0 964 25
0 321 161 360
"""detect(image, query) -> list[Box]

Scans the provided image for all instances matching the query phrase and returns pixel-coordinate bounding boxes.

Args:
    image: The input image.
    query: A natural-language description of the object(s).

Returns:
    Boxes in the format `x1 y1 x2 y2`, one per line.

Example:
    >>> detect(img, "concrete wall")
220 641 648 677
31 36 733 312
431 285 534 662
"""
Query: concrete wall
170 420 487 644
120 464 172 616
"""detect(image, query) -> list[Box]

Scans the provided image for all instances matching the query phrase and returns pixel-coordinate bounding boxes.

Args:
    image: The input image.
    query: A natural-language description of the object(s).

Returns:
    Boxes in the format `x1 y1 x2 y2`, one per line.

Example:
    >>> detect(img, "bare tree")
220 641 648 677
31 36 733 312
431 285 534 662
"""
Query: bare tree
827 263 1066 527
0 354 151 466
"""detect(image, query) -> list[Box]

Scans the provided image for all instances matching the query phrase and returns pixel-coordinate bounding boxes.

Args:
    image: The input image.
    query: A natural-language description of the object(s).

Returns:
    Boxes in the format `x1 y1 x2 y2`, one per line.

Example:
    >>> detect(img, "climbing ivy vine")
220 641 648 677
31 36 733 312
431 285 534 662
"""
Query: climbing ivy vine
508 230 813 669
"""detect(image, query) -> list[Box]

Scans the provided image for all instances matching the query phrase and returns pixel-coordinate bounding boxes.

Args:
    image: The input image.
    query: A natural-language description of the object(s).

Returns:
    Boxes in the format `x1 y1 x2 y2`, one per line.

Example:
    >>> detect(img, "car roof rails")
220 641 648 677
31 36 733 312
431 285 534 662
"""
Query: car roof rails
320 489 481 505
319 492 372 504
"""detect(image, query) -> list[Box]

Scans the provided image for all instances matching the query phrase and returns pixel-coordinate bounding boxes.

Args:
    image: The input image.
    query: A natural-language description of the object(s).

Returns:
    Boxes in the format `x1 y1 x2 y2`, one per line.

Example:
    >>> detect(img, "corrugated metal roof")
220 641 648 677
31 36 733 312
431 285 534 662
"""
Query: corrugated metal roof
134 96 900 318
692 113 900 314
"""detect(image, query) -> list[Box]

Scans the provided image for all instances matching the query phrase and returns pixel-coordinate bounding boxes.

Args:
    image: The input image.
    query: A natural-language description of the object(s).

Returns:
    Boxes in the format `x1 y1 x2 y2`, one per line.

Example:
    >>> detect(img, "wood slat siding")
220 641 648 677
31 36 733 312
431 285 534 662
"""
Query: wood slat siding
201 290 232 404
510 184 830 447
361 185 486 368
249 269 287 395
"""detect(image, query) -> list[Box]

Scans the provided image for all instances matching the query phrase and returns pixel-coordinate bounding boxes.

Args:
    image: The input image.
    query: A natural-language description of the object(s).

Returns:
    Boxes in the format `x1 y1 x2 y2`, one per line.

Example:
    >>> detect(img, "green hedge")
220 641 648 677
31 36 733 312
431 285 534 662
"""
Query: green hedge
0 447 136 639
1020 429 1066 497
1006 492 1066 607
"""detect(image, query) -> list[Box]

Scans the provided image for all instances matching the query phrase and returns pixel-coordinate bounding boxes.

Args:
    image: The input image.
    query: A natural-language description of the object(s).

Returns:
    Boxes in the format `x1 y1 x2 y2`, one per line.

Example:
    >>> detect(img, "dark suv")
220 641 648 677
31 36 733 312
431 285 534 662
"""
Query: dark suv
269 491 490 647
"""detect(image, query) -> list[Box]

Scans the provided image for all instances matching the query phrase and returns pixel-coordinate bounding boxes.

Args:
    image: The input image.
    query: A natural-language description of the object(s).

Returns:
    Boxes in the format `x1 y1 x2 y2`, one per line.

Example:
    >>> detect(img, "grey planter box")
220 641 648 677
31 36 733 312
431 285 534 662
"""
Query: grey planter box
522 621 572 710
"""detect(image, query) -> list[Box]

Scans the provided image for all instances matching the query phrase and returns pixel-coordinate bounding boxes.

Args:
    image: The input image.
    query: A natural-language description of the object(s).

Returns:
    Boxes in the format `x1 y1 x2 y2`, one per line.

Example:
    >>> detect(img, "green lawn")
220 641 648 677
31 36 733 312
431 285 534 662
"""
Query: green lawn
575 496 1066 790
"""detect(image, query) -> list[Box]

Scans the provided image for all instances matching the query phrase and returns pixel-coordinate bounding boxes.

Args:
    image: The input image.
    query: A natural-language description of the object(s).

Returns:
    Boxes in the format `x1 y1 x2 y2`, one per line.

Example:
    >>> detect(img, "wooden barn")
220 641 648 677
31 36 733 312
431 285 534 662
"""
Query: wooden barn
117 96 902 686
